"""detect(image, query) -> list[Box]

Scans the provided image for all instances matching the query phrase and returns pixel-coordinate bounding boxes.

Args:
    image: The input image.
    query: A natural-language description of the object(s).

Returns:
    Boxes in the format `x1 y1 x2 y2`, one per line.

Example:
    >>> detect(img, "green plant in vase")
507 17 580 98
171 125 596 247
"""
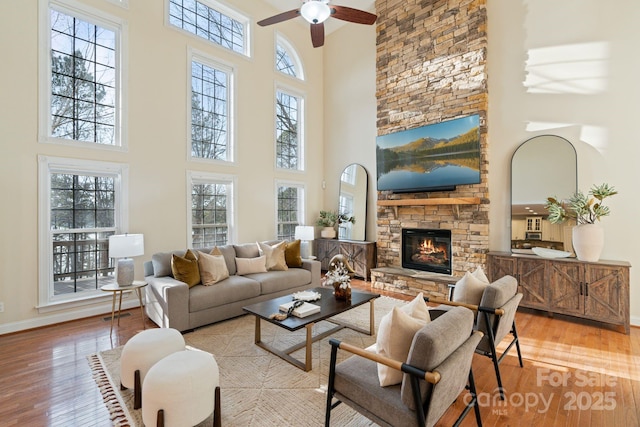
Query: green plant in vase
545 183 617 225
545 183 617 262
316 210 355 239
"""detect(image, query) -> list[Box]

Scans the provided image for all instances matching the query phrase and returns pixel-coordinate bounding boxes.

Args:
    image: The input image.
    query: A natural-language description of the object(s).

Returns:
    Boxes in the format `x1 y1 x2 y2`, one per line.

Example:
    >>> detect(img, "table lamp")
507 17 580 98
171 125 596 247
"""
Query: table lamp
109 233 144 286
295 225 315 259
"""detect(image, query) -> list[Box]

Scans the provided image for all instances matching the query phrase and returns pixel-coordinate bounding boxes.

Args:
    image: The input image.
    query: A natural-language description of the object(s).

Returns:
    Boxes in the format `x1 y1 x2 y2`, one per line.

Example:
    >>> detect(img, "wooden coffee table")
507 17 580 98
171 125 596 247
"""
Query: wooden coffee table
242 286 380 371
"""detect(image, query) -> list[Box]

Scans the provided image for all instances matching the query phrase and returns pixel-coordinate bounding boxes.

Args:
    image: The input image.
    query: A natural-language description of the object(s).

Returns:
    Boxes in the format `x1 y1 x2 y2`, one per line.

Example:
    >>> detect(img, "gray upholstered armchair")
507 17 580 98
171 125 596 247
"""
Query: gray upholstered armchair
325 306 483 427
427 274 524 400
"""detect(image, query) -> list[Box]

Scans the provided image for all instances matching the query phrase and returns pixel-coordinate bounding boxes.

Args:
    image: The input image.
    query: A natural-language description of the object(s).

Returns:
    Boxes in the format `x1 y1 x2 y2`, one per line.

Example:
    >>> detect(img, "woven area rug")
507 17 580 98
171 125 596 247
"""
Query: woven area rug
88 295 408 426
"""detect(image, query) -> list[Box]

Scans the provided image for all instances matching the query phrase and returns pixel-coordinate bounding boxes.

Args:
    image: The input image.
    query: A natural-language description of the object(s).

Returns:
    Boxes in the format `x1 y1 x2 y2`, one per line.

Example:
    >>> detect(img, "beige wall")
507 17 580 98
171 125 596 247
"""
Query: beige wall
488 0 640 325
323 23 378 241
0 0 325 332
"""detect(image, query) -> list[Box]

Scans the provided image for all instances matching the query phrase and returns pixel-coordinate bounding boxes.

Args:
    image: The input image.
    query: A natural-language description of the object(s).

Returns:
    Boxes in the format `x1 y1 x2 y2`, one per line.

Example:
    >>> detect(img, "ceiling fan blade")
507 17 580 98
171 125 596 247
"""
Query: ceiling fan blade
310 23 325 48
330 5 377 25
257 9 300 27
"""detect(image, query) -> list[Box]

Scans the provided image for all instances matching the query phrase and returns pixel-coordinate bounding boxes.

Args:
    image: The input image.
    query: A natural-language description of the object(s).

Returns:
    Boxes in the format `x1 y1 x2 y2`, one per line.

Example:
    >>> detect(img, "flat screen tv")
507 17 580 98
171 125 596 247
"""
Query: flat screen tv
376 114 481 193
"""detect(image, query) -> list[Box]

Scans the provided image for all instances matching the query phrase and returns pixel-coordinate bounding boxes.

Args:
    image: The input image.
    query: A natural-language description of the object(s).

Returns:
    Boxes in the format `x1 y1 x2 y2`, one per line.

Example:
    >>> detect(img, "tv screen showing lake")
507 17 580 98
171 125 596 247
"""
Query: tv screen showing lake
377 163 480 191
376 115 481 192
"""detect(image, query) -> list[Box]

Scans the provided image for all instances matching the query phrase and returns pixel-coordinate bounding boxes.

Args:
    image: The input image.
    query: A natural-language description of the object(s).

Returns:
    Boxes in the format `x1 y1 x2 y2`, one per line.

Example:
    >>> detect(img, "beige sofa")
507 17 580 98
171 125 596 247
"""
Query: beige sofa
143 242 321 332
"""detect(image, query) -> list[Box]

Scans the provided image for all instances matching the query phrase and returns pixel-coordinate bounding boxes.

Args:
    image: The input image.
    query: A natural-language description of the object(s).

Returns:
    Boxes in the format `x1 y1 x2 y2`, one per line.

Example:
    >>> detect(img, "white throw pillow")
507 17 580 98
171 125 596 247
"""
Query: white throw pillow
235 256 267 275
452 271 489 306
257 241 288 271
400 292 431 323
197 251 229 286
376 306 427 386
472 265 489 284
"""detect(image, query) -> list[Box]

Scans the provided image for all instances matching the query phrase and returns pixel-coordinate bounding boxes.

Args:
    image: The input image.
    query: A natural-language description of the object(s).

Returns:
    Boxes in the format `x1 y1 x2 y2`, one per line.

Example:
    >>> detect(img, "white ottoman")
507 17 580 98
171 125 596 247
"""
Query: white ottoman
142 350 221 427
120 328 185 409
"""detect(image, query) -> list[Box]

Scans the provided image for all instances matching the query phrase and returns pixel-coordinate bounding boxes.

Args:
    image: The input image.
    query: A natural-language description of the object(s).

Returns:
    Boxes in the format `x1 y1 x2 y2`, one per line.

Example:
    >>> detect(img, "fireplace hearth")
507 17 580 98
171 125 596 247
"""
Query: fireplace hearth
402 228 452 275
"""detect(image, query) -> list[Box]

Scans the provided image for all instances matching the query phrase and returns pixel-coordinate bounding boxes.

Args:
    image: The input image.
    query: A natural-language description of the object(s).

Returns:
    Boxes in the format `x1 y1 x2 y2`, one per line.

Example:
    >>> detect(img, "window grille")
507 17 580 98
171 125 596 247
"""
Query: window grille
169 0 246 54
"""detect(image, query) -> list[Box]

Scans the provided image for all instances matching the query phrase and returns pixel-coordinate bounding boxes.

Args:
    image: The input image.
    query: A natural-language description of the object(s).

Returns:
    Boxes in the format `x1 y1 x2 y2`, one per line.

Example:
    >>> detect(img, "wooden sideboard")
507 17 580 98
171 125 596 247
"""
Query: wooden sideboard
486 251 630 334
315 239 377 281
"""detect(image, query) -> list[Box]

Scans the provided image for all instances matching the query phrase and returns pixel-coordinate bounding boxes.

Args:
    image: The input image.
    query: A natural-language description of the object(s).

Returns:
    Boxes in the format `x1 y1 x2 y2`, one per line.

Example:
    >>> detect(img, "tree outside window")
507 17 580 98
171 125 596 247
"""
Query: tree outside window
191 59 230 160
191 182 229 248
277 184 303 240
49 8 117 145
276 90 302 170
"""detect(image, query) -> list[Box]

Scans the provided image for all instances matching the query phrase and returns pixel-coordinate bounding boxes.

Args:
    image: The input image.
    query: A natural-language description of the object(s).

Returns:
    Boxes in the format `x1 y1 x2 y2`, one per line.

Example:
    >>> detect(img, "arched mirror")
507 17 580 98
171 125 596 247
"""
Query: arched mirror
511 135 577 253
338 164 368 241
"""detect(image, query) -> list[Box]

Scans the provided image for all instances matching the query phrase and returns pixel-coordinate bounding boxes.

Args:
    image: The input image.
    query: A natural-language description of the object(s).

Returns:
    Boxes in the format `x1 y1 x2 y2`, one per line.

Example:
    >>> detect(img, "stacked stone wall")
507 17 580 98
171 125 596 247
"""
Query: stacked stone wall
375 0 489 291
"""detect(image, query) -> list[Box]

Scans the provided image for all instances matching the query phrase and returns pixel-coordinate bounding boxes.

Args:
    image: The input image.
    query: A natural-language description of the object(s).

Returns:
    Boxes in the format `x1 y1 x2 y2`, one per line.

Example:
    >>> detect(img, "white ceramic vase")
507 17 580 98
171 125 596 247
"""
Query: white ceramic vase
320 227 337 239
572 224 604 262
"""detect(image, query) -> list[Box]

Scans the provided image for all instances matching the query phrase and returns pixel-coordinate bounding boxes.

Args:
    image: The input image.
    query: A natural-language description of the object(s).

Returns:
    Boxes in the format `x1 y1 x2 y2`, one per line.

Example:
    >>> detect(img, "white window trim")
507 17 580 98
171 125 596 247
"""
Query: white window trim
37 155 129 311
186 170 237 247
274 83 306 172
187 48 236 164
38 0 129 151
275 32 305 81
165 0 252 58
275 180 306 239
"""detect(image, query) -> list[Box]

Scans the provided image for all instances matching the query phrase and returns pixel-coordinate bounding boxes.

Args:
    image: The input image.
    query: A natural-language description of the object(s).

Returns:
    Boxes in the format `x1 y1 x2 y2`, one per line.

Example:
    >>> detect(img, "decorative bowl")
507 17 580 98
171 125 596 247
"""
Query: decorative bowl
532 247 571 259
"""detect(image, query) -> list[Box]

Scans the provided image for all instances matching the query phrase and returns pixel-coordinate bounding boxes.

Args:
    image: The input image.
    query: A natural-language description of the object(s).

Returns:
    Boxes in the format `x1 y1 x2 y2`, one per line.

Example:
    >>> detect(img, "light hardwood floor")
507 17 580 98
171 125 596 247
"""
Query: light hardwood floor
0 279 638 426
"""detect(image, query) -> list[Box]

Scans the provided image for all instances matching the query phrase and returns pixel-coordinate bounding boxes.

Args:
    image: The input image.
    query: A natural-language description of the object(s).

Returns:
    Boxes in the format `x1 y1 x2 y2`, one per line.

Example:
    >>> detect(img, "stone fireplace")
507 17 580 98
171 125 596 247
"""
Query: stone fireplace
371 0 490 299
402 228 452 275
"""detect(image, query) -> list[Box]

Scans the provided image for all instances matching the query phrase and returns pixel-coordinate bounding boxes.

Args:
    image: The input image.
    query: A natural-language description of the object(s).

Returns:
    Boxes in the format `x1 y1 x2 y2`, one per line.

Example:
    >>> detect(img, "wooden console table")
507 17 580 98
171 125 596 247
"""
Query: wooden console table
315 239 376 280
487 252 630 334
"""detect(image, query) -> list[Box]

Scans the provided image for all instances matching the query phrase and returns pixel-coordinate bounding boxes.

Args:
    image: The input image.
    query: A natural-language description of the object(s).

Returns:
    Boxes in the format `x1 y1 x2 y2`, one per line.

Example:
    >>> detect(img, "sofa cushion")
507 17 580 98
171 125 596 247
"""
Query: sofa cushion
189 275 261 312
248 268 312 295
234 243 260 258
235 256 267 275
151 250 184 277
197 251 229 286
171 250 200 287
284 239 303 268
258 241 288 271
206 245 237 276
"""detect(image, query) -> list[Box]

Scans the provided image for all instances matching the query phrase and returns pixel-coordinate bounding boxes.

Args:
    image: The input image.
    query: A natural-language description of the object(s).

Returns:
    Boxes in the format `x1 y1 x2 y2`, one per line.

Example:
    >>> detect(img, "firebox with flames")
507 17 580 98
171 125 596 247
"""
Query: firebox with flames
410 238 449 265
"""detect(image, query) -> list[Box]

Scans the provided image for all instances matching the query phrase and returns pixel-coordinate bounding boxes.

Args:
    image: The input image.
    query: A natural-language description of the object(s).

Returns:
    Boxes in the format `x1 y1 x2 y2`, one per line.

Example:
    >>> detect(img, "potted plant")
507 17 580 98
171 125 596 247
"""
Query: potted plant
316 210 355 239
545 183 617 261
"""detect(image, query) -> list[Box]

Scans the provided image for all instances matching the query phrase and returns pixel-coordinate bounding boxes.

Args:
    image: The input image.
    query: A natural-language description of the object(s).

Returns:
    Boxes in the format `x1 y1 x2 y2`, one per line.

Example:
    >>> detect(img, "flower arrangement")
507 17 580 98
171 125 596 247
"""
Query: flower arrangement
545 183 617 225
323 261 352 300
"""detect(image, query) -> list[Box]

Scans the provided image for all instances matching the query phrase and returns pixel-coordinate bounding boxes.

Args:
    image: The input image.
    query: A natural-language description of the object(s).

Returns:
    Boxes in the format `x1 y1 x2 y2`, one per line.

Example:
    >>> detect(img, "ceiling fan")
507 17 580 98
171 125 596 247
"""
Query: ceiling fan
258 1 377 48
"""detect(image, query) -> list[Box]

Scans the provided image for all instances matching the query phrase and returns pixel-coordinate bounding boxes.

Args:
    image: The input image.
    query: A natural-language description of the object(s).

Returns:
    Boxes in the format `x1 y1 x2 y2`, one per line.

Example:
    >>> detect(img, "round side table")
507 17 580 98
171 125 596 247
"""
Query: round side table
101 281 148 335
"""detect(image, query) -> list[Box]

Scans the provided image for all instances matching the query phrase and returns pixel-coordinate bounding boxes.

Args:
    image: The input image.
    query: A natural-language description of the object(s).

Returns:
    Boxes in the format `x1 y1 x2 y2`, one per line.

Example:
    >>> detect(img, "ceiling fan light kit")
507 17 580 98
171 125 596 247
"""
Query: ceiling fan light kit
300 1 331 24
258 1 377 48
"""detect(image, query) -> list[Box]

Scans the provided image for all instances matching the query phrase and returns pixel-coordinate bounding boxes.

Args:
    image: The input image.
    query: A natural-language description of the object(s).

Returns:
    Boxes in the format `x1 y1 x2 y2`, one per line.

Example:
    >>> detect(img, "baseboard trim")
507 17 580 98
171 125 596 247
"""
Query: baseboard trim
630 315 640 328
0 299 140 335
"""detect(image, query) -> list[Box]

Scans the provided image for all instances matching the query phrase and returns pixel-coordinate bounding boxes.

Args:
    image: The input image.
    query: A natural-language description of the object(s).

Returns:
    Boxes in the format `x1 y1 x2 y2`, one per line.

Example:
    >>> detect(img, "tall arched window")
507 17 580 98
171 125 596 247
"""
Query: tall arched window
275 35 304 80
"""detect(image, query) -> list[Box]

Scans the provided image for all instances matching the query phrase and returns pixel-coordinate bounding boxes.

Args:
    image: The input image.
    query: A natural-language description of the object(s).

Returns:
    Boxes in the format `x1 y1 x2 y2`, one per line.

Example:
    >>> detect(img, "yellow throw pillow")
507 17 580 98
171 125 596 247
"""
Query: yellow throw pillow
285 239 303 268
197 251 229 286
171 249 200 288
235 256 267 275
258 241 288 271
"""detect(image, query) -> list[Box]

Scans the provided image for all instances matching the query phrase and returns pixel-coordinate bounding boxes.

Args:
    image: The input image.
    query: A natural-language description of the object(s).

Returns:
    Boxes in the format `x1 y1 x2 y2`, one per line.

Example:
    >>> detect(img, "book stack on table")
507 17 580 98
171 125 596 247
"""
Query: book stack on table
278 301 321 318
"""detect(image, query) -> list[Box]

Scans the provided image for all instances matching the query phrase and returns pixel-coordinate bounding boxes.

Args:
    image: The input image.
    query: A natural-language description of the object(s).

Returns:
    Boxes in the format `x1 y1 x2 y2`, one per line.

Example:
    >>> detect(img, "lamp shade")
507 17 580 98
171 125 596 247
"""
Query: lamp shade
108 234 144 258
300 1 331 24
295 226 315 241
